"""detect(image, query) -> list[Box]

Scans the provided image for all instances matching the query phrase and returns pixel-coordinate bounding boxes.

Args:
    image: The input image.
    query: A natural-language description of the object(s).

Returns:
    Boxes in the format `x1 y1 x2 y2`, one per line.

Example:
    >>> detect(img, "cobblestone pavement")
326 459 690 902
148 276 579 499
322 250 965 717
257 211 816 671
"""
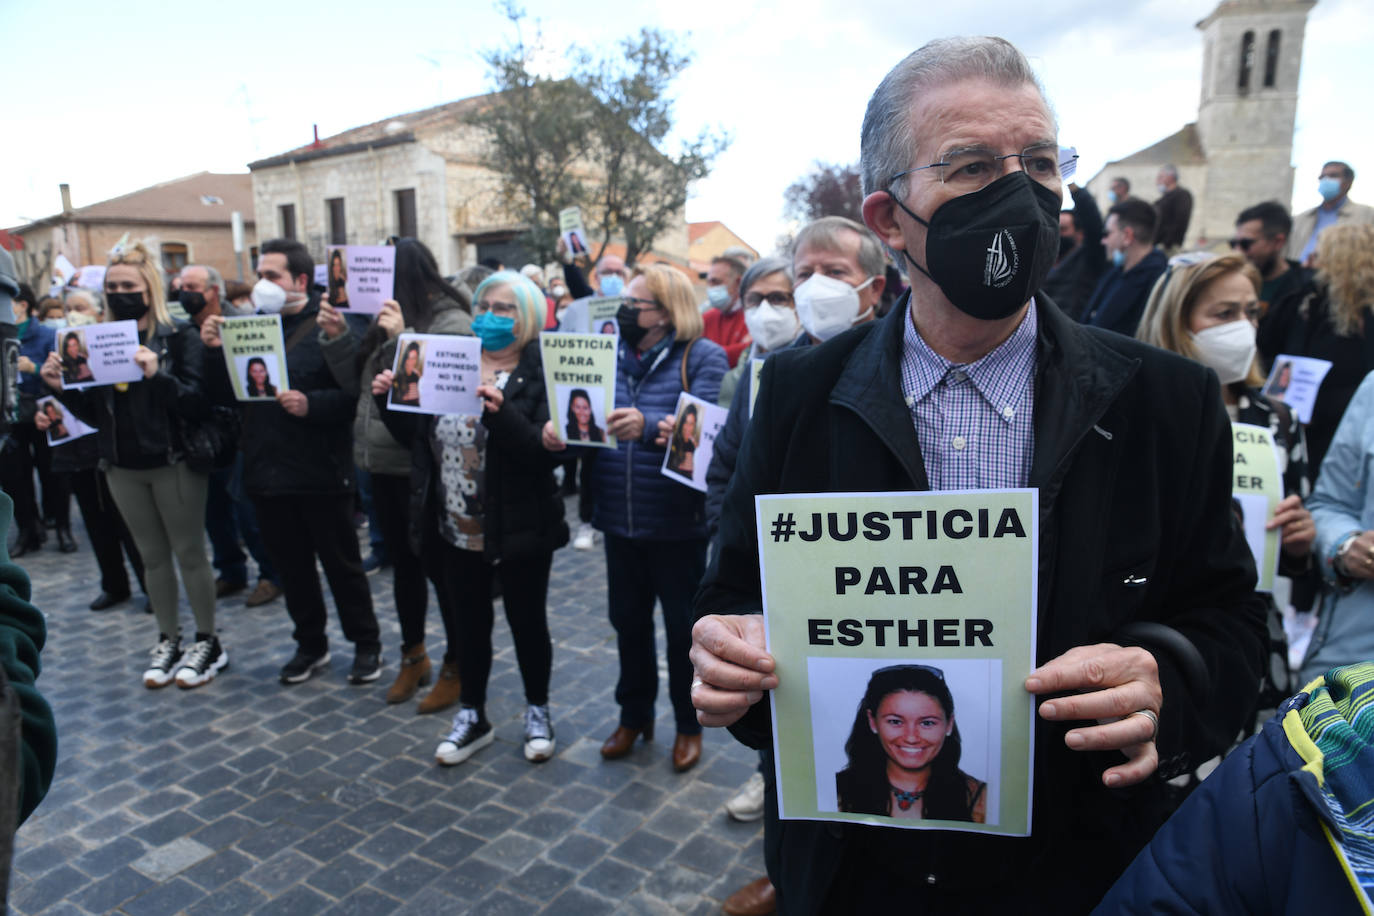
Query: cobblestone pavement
8 499 766 914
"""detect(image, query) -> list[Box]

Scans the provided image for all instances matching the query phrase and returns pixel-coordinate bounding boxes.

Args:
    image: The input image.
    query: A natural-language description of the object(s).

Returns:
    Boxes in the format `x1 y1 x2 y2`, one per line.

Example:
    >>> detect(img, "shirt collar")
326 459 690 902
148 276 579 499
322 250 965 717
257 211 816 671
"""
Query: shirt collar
903 300 1038 413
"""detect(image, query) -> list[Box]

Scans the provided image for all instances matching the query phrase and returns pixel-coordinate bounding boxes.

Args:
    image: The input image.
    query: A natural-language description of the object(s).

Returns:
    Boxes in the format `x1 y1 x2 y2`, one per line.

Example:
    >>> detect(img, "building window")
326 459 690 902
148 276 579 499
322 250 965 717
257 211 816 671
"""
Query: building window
279 204 297 240
250 247 259 272
1264 30 1281 88
161 242 189 276
327 197 347 245
1238 30 1255 91
395 189 417 239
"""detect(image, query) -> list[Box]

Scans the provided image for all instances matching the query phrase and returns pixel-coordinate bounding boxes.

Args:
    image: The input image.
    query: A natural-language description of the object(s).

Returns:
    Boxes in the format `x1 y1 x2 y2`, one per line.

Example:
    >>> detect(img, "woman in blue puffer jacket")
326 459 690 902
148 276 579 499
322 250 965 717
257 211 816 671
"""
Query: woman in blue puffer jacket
544 263 727 773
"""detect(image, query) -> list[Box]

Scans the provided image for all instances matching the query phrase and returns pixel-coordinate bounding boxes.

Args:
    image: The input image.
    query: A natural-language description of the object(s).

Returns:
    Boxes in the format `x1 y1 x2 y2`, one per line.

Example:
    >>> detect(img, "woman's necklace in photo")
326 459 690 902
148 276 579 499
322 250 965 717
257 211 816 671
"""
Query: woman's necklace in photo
890 785 924 811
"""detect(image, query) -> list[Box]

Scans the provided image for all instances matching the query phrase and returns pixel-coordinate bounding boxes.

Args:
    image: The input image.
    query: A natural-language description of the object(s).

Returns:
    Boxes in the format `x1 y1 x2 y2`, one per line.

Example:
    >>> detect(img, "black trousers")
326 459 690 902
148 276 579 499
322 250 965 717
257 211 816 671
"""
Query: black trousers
371 473 431 651
70 468 145 597
253 493 380 655
604 533 705 735
431 540 553 710
1 424 59 535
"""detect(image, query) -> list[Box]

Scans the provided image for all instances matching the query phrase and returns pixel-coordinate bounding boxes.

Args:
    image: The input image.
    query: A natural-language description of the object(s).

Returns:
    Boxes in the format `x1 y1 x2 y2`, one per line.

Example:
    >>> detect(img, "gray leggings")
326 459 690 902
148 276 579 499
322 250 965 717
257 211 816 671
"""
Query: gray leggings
106 462 215 639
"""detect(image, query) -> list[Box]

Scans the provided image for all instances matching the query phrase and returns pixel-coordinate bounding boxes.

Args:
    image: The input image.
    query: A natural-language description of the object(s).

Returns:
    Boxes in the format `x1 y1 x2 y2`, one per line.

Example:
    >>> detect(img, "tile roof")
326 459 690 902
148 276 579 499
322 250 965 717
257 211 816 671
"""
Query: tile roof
14 172 254 230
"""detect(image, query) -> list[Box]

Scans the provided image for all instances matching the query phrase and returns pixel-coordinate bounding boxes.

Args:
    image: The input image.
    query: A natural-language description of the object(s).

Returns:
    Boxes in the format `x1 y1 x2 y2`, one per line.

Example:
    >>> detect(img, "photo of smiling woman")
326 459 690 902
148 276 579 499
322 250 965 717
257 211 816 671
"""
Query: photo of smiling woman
243 356 277 398
392 341 423 407
61 330 93 383
327 248 349 307
836 664 987 822
564 388 604 443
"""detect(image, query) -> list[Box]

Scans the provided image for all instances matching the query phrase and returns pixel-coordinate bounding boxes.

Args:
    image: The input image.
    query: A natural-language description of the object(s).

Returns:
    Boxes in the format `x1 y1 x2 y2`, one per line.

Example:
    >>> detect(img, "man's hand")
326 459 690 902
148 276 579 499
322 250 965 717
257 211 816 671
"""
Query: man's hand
1269 494 1315 557
277 390 309 417
1025 643 1162 787
377 300 404 339
541 419 566 451
690 614 778 728
607 407 644 441
133 345 159 379
318 301 347 339
1339 530 1374 579
200 314 225 349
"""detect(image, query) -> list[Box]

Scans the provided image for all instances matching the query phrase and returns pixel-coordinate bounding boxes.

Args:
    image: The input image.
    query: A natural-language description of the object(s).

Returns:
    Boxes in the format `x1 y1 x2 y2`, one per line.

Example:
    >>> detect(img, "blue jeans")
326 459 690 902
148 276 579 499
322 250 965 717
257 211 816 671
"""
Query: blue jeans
205 453 278 586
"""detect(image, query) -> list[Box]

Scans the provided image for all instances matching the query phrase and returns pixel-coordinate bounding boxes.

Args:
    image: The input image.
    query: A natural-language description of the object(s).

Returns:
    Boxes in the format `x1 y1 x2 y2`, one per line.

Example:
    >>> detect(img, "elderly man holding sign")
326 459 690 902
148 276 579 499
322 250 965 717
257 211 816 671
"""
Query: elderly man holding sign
691 37 1266 913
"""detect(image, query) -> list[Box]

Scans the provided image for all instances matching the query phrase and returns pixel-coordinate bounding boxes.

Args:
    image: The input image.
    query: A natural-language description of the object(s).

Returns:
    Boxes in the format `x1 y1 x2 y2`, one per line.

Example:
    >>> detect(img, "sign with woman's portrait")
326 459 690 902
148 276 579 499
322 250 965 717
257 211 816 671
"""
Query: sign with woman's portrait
58 321 142 390
540 332 617 448
220 315 289 402
386 333 482 416
757 489 1038 835
37 396 95 446
661 391 728 492
325 245 396 314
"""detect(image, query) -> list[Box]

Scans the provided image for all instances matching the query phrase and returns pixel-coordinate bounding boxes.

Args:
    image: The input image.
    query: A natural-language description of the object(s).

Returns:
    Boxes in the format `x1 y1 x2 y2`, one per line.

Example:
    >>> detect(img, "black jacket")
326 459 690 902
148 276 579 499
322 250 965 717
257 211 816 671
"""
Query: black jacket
55 319 209 467
1043 185 1107 322
380 340 569 562
1082 247 1168 337
207 293 365 496
696 294 1267 913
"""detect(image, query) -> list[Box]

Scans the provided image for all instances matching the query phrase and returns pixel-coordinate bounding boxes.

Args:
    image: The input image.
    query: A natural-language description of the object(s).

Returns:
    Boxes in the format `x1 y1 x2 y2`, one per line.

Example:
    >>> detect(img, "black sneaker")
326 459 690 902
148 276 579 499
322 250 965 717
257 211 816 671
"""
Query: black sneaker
280 649 331 685
435 707 494 765
144 635 182 689
176 634 228 688
348 648 383 684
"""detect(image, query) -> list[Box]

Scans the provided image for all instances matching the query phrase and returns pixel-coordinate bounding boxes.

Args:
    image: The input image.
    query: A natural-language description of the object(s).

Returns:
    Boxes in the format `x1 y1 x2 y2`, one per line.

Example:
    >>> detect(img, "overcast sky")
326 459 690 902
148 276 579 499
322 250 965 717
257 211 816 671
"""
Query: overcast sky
4 0 1368 258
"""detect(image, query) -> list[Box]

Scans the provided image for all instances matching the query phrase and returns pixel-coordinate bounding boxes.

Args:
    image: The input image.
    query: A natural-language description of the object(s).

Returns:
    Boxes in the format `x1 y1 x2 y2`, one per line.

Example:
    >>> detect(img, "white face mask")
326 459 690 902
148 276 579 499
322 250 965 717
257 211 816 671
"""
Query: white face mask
66 312 98 327
794 273 874 342
1189 320 1256 385
744 302 801 353
251 278 288 314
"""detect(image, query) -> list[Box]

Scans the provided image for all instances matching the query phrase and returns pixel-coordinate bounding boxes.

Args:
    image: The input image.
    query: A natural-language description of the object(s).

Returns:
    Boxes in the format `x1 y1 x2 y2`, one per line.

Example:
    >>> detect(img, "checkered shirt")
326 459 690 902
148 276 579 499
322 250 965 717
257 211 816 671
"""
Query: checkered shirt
899 302 1038 490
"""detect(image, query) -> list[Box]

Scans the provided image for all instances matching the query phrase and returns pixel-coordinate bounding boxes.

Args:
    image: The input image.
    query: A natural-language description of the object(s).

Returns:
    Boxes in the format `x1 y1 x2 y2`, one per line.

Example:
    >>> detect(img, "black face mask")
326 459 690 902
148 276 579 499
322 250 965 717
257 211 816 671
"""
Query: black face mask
892 171 1062 321
616 303 650 348
179 289 207 316
107 291 150 321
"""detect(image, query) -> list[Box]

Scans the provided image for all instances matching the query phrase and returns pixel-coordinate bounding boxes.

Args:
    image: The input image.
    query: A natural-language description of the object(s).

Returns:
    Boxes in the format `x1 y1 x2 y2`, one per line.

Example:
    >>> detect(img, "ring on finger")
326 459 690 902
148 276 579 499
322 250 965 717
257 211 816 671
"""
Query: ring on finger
691 677 704 691
1128 708 1159 742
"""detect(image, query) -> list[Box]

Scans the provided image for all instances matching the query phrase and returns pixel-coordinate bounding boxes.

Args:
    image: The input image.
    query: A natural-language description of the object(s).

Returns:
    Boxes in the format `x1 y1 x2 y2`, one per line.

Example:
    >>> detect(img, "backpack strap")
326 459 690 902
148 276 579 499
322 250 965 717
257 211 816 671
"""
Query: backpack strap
679 337 699 395
284 315 319 353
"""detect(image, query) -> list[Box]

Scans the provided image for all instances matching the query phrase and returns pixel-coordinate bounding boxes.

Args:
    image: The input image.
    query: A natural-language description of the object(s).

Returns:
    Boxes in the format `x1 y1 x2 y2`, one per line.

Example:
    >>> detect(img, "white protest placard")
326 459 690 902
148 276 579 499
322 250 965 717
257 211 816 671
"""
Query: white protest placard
661 392 728 493
57 321 142 390
325 245 395 314
559 207 591 258
220 315 289 402
1232 422 1284 592
1263 354 1333 425
74 265 105 291
758 489 1038 835
1058 145 1078 181
540 332 618 448
53 254 77 286
387 333 483 416
37 396 96 446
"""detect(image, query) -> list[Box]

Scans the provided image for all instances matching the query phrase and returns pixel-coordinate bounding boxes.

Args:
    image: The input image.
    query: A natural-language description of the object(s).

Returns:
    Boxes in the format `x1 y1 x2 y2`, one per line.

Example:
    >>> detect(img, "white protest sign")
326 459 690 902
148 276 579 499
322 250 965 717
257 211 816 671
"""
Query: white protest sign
387 333 483 416
57 321 143 390
1231 423 1284 592
37 396 96 446
559 207 591 258
74 265 106 290
1263 355 1333 425
661 391 728 493
325 245 395 314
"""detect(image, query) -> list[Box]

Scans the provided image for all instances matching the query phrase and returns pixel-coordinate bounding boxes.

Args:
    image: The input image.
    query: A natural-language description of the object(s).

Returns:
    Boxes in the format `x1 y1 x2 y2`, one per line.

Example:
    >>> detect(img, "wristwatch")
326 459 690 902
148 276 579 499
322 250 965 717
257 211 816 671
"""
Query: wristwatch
1336 533 1361 576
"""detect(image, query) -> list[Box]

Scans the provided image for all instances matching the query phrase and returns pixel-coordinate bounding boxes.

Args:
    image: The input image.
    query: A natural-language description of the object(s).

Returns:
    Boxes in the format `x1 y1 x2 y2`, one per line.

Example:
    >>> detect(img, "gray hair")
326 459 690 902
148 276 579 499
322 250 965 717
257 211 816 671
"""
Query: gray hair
183 264 225 297
64 288 104 314
860 37 1052 199
792 217 887 280
1160 164 1179 181
739 256 793 303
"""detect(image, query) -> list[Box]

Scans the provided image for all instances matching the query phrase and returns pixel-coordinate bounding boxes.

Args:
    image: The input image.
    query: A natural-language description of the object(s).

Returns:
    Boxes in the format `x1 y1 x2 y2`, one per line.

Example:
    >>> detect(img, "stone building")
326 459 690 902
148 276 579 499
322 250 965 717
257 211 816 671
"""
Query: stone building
1087 0 1315 249
248 95 689 277
4 173 257 287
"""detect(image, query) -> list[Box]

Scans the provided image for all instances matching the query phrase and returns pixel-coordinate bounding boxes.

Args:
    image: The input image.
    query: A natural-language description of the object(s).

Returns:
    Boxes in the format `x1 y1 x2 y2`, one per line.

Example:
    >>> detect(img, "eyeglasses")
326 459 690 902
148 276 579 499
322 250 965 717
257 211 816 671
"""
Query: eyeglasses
744 291 794 308
1228 237 1257 251
889 144 1065 192
477 299 518 316
621 296 662 311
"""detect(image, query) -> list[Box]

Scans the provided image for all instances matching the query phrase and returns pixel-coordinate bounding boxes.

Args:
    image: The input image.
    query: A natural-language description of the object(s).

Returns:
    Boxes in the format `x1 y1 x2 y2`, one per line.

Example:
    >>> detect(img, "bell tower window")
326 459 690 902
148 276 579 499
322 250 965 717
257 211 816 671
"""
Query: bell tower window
1238 30 1255 91
1264 30 1281 88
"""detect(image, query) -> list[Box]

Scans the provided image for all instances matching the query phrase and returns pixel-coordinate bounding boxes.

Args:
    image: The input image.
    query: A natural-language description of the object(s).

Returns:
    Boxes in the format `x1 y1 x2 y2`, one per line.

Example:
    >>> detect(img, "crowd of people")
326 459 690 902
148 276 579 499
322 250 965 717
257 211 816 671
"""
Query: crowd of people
6 30 1374 916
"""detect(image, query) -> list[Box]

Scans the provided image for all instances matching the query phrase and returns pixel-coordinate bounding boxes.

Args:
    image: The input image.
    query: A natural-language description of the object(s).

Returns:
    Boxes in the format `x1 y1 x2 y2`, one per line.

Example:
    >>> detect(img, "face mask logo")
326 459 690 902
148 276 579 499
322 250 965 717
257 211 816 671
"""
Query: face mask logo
985 230 1019 289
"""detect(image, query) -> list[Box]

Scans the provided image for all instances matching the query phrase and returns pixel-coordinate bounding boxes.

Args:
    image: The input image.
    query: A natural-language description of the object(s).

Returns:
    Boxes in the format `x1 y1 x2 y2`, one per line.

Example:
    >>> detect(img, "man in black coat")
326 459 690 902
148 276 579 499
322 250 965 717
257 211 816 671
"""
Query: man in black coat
1082 198 1167 337
1043 183 1106 321
201 239 382 686
690 36 1266 914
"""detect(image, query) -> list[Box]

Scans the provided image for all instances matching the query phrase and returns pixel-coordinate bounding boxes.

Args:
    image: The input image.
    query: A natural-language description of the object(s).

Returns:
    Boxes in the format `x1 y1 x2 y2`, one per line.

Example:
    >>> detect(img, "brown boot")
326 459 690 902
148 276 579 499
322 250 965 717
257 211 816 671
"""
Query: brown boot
385 644 432 704
416 661 462 714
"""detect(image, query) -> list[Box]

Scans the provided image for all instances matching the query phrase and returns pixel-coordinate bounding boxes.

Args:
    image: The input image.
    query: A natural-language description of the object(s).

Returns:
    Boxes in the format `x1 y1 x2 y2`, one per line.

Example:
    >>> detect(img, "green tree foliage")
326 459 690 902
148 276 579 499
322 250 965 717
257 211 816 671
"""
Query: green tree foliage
472 3 728 266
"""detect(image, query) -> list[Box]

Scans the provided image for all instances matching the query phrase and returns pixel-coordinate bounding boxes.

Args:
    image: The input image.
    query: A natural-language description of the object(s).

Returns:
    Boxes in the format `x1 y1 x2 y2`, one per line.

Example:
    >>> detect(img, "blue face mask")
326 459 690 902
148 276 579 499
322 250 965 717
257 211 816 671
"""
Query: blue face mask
472 311 517 351
1319 177 1343 202
598 274 625 297
1112 249 1126 268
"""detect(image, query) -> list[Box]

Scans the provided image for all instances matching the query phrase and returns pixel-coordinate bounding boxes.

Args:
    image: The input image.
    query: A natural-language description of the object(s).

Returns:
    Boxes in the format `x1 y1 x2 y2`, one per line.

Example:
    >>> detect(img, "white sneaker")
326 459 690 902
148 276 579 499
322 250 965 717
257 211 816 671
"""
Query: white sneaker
143 635 182 689
524 704 556 762
573 523 596 551
435 707 494 766
725 772 766 822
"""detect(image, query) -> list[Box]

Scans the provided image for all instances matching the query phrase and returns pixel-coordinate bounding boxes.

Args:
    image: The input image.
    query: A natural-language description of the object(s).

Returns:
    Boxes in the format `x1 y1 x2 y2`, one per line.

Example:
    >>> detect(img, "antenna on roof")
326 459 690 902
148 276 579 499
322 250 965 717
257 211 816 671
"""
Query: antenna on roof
310 124 323 149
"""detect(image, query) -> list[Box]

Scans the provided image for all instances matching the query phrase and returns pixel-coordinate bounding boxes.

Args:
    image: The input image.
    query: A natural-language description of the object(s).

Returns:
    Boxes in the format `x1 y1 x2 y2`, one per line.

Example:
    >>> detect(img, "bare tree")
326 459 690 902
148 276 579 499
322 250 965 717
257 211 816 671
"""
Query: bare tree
783 161 865 224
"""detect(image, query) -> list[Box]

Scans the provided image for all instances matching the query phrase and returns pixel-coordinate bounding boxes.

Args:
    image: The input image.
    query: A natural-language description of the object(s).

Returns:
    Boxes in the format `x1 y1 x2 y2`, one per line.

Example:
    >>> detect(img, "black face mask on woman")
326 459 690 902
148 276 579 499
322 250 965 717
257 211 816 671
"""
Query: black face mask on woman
891 171 1062 322
107 291 150 321
616 303 651 348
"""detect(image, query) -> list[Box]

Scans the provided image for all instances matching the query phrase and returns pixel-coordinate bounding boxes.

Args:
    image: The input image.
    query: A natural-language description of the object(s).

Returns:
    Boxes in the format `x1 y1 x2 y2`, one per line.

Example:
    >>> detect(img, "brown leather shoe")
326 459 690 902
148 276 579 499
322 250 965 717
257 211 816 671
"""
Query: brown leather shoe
244 579 282 607
386 644 432 704
416 662 461 714
672 732 702 772
600 723 654 759
722 877 776 916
